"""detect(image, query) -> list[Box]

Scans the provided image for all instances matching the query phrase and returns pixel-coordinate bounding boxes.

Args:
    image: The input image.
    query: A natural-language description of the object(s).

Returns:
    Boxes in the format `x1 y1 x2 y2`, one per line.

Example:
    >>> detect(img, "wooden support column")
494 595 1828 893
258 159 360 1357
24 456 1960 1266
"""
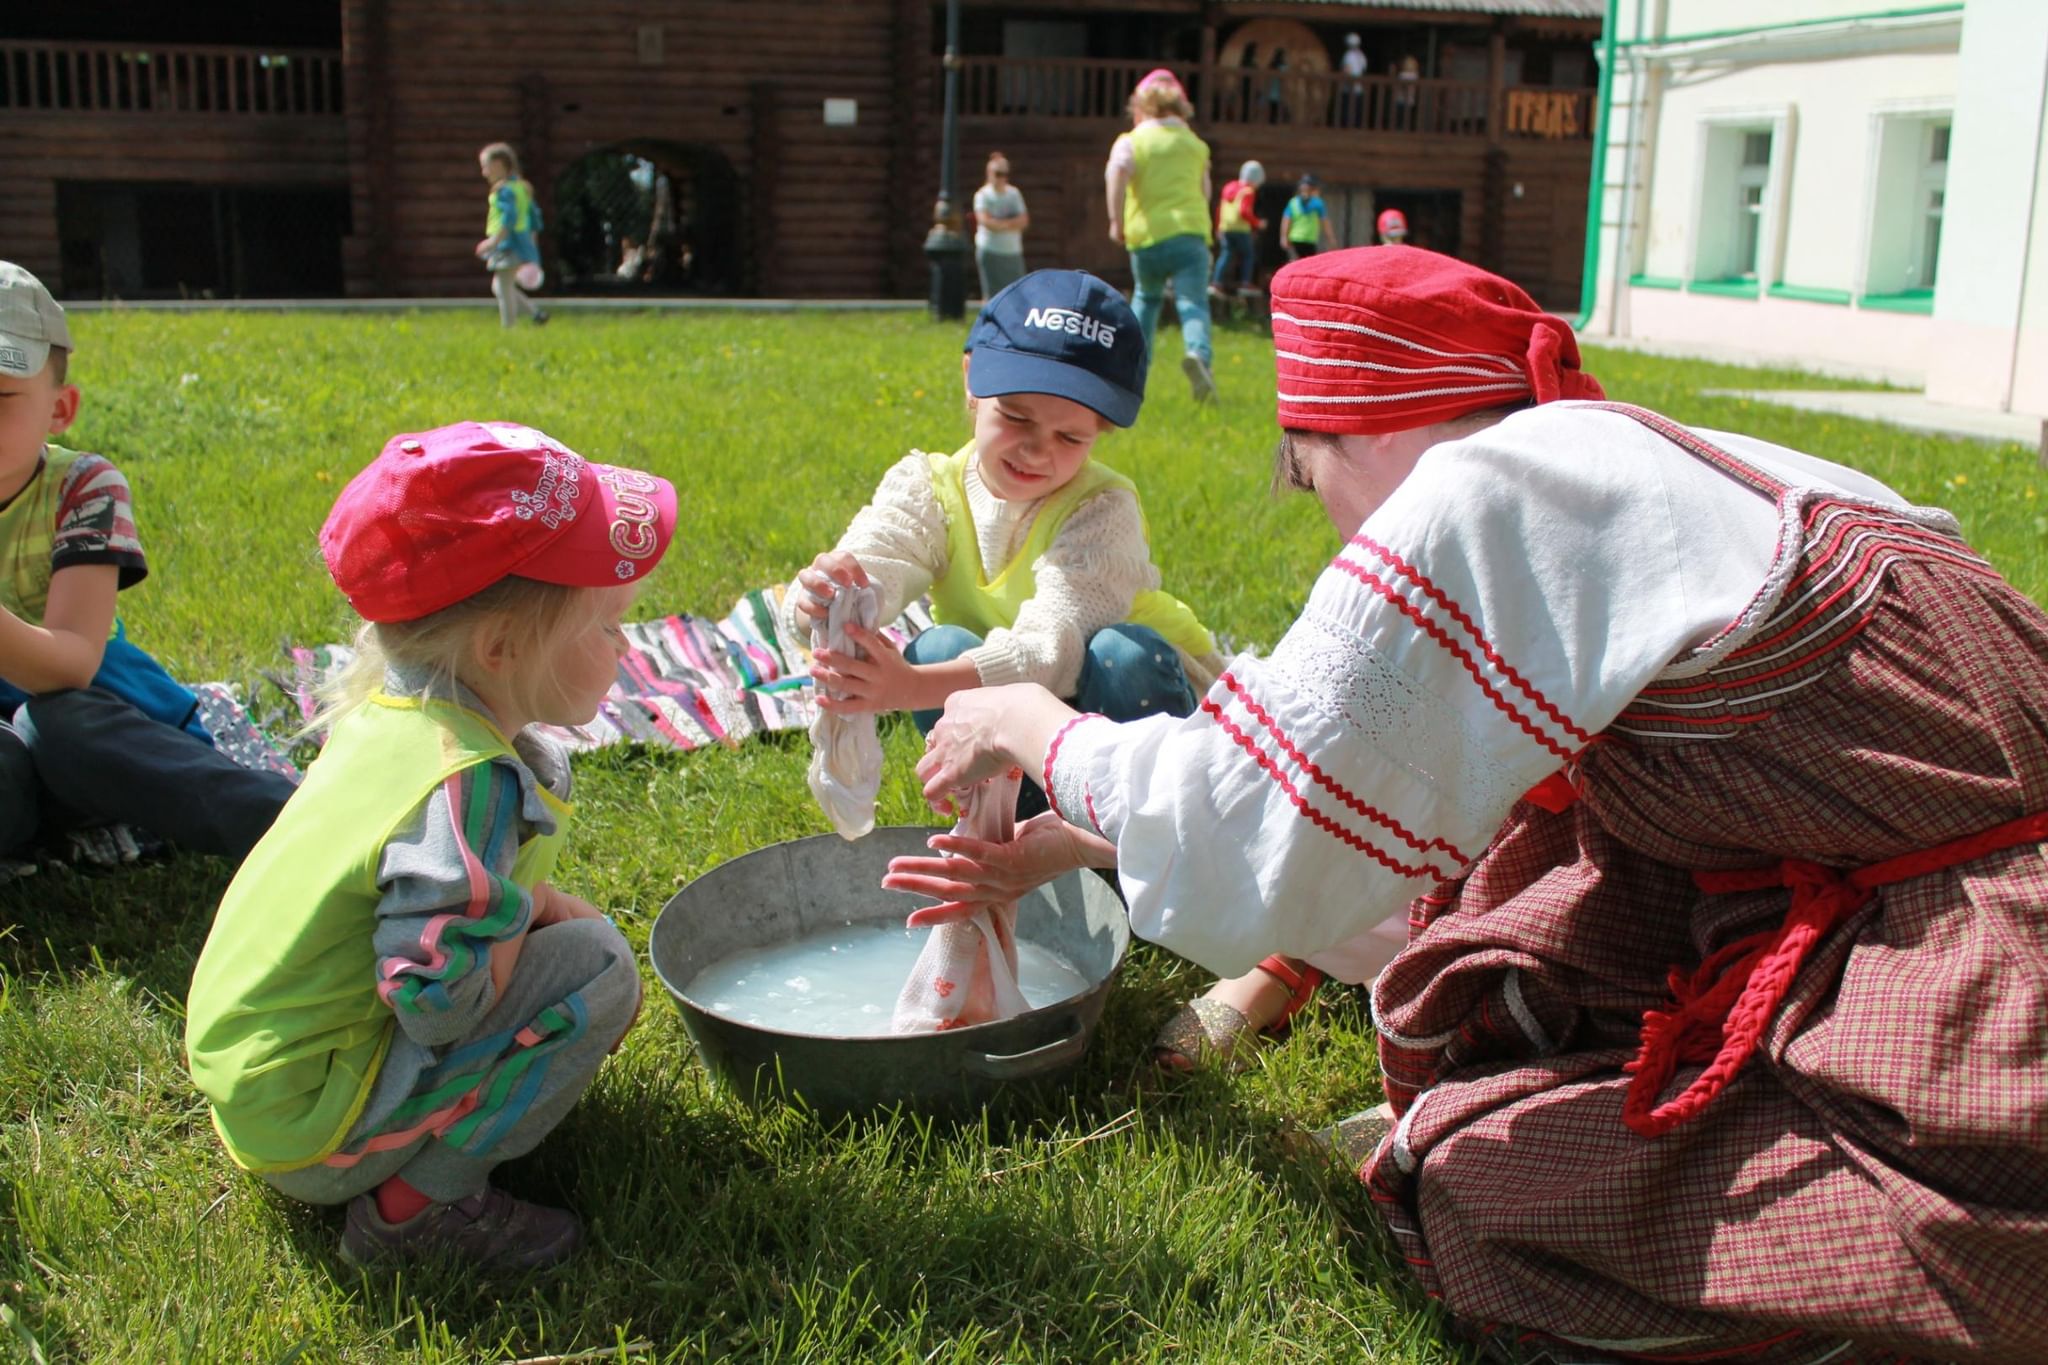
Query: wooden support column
886 0 931 296
1199 11 1218 122
346 0 396 295
749 80 782 297
1480 22 1508 273
517 71 554 278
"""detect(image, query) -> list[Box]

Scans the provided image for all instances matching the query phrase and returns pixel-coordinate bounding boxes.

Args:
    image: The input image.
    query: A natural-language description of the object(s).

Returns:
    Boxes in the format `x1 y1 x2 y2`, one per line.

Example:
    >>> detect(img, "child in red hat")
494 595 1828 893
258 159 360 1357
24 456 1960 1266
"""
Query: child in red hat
187 421 676 1269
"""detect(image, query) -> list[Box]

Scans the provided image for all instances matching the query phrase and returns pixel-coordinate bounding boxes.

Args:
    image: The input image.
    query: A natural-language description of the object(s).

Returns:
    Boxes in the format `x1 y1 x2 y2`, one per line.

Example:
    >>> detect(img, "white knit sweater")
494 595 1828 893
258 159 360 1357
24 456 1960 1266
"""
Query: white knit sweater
784 449 1222 696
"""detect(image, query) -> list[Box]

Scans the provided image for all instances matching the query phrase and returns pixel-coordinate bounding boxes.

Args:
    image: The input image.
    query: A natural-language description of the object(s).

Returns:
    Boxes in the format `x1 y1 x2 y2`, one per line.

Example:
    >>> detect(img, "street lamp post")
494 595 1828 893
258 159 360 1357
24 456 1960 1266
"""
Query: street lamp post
923 0 969 321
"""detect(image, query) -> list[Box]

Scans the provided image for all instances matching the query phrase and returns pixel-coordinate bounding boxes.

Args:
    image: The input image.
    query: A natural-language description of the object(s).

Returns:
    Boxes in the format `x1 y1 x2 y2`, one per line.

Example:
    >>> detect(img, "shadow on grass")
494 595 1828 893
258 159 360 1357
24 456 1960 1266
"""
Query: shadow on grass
0 852 228 1000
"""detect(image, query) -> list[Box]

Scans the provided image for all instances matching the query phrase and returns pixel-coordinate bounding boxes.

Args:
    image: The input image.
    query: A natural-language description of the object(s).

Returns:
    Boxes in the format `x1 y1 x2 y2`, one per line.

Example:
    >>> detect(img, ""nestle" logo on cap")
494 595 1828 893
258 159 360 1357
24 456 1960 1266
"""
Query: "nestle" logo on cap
1022 307 1117 349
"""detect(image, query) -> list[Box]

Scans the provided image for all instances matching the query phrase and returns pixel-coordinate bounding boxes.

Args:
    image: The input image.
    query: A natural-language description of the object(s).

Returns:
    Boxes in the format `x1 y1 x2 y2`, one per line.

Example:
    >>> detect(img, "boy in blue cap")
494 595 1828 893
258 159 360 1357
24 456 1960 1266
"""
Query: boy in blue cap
786 268 1221 807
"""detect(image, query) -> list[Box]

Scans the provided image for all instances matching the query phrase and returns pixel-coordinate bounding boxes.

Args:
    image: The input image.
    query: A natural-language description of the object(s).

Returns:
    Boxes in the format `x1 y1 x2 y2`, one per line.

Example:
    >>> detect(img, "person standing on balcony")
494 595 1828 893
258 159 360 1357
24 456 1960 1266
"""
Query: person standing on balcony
1105 69 1217 404
1339 33 1368 128
971 153 1030 302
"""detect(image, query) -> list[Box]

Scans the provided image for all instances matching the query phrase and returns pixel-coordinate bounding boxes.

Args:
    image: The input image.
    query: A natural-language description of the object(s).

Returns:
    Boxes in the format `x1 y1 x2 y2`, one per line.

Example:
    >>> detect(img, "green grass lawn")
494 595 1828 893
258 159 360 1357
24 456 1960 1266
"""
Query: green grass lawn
2 308 2043 1364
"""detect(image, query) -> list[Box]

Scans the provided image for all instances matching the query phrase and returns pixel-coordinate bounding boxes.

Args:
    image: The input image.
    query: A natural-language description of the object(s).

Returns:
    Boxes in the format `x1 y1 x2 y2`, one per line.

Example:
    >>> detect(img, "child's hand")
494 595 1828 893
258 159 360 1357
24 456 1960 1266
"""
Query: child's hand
474 238 495 258
882 811 1117 925
794 551 869 623
811 622 914 714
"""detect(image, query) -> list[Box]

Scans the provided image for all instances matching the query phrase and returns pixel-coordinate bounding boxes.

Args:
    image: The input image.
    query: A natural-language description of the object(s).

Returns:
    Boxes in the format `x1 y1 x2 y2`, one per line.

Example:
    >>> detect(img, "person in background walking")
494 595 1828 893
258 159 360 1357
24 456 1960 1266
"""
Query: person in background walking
474 142 548 328
1105 69 1218 404
971 152 1030 302
1210 160 1266 299
1282 174 1329 261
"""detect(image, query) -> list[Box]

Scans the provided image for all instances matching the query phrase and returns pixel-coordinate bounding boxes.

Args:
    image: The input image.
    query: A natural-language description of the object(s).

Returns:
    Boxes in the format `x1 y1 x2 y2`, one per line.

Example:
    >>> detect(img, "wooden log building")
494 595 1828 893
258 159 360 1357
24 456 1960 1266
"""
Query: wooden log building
0 0 1600 307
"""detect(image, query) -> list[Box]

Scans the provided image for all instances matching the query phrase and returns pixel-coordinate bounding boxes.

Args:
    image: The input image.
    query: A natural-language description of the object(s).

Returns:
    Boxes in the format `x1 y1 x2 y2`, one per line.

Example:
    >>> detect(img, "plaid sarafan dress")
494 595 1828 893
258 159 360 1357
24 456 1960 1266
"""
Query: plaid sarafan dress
1366 409 2048 1363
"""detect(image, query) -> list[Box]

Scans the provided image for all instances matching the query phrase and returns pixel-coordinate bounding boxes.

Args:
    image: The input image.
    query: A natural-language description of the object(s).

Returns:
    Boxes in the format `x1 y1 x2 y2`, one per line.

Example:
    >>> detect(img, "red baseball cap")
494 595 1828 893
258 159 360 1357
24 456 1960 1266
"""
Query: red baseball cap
1376 208 1409 239
321 421 677 623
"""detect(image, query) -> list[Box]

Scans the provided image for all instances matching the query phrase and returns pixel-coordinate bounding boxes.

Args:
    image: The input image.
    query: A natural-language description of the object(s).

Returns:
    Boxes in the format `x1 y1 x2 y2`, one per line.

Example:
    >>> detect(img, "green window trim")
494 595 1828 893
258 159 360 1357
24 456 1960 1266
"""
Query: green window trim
1614 4 1964 49
1859 289 1934 314
1688 278 1762 299
1767 283 1854 305
1628 273 1684 290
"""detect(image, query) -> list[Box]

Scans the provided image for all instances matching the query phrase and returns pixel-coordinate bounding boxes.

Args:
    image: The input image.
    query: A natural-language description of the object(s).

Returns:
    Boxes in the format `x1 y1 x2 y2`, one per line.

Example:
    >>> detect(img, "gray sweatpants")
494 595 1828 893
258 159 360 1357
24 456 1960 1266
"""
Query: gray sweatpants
265 918 641 1206
491 268 539 327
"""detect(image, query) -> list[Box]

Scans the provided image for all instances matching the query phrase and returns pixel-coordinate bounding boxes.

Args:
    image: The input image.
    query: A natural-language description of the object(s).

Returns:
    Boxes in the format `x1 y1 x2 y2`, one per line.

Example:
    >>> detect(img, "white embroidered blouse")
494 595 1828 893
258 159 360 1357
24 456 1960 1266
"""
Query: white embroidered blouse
1044 403 1921 982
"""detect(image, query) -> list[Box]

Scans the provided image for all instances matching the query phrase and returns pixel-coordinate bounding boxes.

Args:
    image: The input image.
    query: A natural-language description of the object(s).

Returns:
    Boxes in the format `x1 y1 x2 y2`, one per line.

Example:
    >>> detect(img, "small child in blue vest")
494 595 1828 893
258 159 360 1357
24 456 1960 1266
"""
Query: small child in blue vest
187 422 675 1269
0 261 294 865
785 270 1222 787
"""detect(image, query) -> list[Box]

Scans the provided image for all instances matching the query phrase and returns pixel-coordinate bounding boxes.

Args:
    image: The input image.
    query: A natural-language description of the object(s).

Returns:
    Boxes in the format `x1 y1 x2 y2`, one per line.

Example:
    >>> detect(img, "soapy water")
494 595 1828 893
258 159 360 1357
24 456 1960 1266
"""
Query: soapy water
687 919 1091 1037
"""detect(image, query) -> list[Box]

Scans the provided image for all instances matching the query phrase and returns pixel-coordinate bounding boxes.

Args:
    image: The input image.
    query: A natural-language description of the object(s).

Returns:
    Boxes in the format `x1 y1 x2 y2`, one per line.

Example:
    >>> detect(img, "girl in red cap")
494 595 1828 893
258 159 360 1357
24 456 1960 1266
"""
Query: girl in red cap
188 422 676 1270
904 247 2048 1360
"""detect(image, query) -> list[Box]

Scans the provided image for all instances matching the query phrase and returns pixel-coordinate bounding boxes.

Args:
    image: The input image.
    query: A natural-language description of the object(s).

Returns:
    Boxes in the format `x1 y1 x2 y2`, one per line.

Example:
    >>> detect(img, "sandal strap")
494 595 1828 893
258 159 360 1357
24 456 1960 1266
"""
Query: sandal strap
1254 954 1324 1019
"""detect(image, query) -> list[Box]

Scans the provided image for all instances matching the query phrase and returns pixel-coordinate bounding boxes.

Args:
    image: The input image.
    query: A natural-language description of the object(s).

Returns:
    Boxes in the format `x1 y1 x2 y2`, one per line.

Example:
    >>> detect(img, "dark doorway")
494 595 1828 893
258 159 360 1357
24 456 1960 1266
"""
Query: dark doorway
553 142 742 295
56 182 348 299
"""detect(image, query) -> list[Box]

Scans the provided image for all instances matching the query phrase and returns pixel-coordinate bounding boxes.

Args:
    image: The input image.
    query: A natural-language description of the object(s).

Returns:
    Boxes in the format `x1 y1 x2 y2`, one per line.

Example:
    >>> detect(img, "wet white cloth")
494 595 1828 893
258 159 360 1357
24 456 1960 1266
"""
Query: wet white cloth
892 770 1028 1033
806 582 884 840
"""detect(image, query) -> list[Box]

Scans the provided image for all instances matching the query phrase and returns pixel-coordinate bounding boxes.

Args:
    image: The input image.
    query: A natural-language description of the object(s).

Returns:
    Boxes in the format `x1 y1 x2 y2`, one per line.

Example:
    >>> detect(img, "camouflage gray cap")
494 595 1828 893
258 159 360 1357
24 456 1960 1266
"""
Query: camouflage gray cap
0 262 73 380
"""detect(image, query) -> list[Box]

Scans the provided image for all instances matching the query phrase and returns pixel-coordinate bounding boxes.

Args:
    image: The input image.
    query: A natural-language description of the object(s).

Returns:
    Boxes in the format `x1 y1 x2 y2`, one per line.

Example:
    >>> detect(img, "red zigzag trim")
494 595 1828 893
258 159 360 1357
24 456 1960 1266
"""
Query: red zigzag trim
1349 535 1594 748
1199 696 1450 880
1330 557 1578 764
1219 671 1469 863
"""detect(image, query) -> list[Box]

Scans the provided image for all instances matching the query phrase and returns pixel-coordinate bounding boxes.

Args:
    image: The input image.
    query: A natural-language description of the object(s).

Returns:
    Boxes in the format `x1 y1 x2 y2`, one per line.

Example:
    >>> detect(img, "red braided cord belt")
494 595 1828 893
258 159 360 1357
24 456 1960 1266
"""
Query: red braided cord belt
1621 811 2048 1139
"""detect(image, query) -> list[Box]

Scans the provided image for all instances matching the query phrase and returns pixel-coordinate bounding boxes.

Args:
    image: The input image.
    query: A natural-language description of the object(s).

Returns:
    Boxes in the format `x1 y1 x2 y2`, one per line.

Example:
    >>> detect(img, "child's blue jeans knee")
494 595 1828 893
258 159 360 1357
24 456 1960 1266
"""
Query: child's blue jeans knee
904 623 1195 734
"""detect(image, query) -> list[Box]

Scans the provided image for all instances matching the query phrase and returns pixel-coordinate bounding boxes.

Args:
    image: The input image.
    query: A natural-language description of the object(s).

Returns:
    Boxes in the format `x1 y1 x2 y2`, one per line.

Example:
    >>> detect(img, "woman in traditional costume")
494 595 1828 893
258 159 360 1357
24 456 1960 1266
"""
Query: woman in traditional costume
900 246 2048 1361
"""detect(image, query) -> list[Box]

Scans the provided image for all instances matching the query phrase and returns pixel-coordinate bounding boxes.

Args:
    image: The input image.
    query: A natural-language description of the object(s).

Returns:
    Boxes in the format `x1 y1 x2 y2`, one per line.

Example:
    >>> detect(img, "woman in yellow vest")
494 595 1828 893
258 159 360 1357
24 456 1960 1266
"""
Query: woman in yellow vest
187 422 675 1269
1104 69 1218 404
785 269 1222 835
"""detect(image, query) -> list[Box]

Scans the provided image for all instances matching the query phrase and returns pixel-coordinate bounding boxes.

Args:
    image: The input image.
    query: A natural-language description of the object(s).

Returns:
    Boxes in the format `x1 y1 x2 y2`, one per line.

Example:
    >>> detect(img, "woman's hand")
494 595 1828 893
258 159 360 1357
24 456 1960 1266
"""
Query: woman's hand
883 811 1118 926
915 683 1076 812
793 550 869 624
811 622 916 715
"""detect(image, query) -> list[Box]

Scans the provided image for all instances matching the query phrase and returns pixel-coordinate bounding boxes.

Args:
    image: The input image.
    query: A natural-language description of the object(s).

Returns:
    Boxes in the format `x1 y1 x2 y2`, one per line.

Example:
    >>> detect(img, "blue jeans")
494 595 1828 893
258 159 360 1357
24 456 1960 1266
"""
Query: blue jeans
0 687 295 860
1212 231 1256 290
904 623 1197 735
1128 233 1214 379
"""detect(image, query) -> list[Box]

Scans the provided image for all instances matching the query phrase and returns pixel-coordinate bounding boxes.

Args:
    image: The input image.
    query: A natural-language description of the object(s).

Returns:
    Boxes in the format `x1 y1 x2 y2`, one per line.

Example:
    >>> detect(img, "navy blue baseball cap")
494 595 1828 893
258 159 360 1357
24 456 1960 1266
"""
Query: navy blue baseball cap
964 269 1148 428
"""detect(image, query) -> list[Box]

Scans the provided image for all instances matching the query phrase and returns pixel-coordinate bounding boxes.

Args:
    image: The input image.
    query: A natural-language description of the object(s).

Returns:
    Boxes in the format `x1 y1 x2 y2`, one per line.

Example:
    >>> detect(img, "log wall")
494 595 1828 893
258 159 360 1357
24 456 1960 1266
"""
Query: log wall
0 112 349 288
344 0 917 298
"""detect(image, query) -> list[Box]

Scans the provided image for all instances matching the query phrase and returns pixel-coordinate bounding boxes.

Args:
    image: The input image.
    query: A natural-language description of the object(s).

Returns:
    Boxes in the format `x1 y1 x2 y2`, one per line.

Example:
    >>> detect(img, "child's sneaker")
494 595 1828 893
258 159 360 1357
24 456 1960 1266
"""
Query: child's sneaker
1181 353 1217 404
340 1185 582 1269
532 309 550 326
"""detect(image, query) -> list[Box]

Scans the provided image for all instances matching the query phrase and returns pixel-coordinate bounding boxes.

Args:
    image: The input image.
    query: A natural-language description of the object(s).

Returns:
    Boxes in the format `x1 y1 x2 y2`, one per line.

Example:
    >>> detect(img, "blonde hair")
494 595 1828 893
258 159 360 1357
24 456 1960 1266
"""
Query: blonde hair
311 575 593 736
479 141 522 179
1129 81 1193 122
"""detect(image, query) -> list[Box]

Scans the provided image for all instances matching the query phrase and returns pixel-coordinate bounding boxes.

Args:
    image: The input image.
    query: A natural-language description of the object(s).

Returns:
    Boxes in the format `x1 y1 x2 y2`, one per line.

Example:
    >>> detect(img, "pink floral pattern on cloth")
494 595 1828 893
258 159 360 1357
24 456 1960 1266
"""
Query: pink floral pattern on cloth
892 770 1028 1033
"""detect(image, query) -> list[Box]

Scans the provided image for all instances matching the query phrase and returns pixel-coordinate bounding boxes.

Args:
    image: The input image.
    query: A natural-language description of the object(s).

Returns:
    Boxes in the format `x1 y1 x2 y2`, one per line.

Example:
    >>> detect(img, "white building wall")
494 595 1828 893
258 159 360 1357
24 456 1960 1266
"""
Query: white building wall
1588 0 2048 412
1924 0 2048 411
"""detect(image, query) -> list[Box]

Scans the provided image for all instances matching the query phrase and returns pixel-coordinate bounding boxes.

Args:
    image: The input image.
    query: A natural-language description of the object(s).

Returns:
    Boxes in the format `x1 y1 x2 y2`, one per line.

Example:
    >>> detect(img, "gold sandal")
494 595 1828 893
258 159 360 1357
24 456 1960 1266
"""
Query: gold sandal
1151 955 1324 1072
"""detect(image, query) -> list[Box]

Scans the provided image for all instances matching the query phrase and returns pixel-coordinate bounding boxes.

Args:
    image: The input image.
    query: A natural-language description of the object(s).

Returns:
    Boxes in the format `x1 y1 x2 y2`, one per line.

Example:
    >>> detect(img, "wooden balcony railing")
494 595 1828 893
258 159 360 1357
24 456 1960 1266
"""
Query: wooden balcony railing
0 42 343 116
947 57 1592 140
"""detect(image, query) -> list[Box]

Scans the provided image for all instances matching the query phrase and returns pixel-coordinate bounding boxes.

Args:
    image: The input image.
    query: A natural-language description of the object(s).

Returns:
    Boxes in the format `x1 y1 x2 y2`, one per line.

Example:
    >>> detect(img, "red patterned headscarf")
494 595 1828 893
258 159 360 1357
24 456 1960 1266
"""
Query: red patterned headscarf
1270 246 1603 434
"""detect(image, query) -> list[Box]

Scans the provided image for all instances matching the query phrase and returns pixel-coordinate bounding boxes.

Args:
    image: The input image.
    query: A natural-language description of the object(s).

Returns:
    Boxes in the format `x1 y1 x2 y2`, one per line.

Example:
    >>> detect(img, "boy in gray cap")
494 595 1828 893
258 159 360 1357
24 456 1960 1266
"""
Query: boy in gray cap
0 262 293 864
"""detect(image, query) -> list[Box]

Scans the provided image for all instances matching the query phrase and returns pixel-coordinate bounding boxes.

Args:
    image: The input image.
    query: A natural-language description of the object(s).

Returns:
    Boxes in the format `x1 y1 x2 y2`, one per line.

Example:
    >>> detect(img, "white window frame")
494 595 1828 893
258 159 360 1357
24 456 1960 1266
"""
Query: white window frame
1856 98 1953 298
1686 104 1796 288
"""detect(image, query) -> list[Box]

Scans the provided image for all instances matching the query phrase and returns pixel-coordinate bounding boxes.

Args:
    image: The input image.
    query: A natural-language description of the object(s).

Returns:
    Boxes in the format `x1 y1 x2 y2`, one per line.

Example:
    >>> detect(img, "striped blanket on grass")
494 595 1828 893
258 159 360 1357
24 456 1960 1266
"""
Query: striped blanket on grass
29 587 930 873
